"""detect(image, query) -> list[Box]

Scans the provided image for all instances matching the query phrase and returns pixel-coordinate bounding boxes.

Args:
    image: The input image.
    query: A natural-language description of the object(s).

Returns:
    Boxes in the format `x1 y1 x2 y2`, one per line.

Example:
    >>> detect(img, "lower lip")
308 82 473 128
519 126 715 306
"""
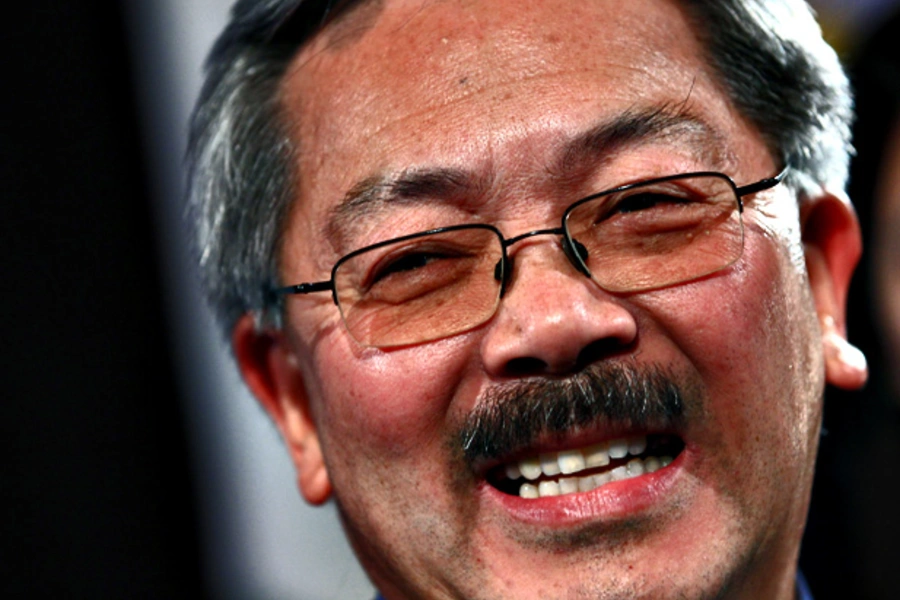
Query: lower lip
481 449 688 526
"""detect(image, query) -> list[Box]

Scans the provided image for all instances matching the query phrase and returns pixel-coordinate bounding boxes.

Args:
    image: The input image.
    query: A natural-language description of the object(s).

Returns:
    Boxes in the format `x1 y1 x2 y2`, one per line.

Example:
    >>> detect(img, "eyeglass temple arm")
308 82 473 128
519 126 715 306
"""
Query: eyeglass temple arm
735 166 789 198
272 281 333 296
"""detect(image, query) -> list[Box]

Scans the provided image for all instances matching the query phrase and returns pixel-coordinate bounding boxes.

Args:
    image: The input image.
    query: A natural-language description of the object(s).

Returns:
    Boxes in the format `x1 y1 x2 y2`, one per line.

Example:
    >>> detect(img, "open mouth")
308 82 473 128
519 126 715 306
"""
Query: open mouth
488 434 685 499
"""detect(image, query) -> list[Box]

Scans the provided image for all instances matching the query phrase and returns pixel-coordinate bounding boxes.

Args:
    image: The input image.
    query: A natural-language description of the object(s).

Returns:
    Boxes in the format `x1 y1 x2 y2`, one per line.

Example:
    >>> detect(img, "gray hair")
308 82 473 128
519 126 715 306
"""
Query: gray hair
186 0 853 336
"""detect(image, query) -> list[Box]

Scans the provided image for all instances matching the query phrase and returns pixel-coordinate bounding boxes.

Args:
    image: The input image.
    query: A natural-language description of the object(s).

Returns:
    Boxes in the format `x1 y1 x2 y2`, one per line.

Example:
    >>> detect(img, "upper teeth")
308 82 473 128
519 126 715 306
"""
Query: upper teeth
505 436 649 481
501 435 674 499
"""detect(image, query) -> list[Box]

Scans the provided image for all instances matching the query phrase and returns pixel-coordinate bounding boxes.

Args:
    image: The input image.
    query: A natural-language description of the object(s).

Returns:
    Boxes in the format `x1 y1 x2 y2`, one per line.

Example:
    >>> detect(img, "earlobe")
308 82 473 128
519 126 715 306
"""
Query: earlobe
801 192 868 391
232 314 333 505
820 315 869 390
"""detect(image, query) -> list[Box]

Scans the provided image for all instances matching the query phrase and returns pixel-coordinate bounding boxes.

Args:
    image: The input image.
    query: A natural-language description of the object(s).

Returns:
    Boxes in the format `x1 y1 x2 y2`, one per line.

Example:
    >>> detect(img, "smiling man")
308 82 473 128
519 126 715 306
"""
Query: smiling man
186 0 868 598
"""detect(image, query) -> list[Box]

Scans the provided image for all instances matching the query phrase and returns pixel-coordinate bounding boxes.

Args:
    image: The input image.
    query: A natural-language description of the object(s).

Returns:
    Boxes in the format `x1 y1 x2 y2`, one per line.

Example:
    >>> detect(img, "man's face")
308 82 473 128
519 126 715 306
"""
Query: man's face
254 0 857 597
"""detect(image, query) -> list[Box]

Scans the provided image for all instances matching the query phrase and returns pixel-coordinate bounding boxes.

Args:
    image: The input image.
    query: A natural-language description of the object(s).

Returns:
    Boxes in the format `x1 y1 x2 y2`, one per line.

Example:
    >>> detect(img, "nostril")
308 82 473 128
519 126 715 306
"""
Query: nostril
503 338 635 377
575 338 636 371
505 356 549 377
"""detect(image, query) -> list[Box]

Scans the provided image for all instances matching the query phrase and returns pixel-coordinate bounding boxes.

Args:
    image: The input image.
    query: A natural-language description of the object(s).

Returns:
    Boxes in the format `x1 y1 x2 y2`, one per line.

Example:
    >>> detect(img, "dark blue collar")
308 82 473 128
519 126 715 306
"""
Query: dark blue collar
797 571 814 600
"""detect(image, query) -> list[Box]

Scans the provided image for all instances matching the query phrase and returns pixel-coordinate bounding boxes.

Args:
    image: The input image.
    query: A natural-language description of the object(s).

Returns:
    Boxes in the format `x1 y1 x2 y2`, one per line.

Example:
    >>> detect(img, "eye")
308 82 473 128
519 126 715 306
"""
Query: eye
569 184 715 241
372 251 443 280
364 244 466 290
614 191 692 214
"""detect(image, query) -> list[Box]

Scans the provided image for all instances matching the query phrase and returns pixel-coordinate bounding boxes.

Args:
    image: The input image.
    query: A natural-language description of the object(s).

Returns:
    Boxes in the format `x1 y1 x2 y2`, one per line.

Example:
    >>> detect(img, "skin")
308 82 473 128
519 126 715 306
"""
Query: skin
233 0 868 598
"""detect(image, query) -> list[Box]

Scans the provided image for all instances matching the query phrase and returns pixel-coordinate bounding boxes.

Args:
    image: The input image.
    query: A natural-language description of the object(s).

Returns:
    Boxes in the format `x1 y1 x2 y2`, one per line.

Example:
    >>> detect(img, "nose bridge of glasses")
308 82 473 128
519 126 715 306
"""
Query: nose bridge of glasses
494 227 591 293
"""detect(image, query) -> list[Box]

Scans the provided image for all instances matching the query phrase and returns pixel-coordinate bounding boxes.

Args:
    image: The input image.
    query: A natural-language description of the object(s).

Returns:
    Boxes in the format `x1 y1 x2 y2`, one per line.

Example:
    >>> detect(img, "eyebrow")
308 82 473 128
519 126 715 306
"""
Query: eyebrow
553 104 724 181
325 104 724 244
325 166 486 246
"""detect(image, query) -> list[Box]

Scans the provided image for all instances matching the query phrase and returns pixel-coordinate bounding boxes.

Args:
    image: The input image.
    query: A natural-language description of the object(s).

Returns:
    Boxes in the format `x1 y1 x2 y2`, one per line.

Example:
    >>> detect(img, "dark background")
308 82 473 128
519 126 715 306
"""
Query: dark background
2 1 897 598
2 2 205 597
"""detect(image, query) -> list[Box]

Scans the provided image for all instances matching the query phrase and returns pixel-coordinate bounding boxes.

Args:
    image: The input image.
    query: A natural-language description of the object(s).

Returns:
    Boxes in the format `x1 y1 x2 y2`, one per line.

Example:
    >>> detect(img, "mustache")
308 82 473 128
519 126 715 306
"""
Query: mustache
459 363 686 467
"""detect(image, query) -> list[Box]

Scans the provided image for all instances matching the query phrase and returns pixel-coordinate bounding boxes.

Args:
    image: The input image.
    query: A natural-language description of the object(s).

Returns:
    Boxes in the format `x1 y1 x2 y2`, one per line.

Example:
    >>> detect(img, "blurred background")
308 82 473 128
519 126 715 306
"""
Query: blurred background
3 1 898 598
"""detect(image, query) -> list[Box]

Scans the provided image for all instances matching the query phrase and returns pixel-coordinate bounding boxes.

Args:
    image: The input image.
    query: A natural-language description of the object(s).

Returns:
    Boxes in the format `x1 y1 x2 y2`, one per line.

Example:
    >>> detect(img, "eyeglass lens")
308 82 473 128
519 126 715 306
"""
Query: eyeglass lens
334 226 505 347
332 174 743 347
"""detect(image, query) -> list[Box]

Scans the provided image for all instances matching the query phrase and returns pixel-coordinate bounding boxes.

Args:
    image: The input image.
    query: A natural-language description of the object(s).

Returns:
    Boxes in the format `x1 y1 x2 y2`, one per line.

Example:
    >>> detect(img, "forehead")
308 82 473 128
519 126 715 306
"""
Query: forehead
279 0 768 263
291 0 700 114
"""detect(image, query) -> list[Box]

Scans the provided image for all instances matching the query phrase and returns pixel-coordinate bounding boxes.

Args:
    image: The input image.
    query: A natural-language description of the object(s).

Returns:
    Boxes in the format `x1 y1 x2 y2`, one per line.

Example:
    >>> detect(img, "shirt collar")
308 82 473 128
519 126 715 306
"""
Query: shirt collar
797 571 814 600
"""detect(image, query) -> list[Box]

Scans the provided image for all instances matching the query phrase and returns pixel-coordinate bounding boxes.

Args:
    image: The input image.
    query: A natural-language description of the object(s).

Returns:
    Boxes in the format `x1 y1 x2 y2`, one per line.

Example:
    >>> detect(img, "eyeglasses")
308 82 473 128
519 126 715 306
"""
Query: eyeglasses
273 169 787 348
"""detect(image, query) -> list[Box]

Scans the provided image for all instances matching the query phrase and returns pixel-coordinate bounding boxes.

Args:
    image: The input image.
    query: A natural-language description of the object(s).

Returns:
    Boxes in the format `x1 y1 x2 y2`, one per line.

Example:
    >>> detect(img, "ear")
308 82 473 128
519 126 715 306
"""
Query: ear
801 191 868 390
232 314 332 504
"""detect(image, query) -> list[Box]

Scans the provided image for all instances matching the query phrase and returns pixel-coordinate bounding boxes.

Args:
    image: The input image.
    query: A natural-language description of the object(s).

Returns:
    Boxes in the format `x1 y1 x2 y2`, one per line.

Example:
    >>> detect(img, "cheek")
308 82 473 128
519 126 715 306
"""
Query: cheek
670 206 819 396
306 333 479 461
650 229 822 468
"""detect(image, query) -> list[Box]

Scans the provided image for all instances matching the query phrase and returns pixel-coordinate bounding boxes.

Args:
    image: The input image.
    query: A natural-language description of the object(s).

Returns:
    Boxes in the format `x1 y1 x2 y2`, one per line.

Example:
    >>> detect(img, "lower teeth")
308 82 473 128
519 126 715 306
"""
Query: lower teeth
518 455 673 498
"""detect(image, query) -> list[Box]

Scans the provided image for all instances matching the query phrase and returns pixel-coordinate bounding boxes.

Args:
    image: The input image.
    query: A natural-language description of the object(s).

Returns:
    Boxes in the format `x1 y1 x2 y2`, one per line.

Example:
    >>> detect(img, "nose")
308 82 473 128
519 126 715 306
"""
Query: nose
481 236 638 377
